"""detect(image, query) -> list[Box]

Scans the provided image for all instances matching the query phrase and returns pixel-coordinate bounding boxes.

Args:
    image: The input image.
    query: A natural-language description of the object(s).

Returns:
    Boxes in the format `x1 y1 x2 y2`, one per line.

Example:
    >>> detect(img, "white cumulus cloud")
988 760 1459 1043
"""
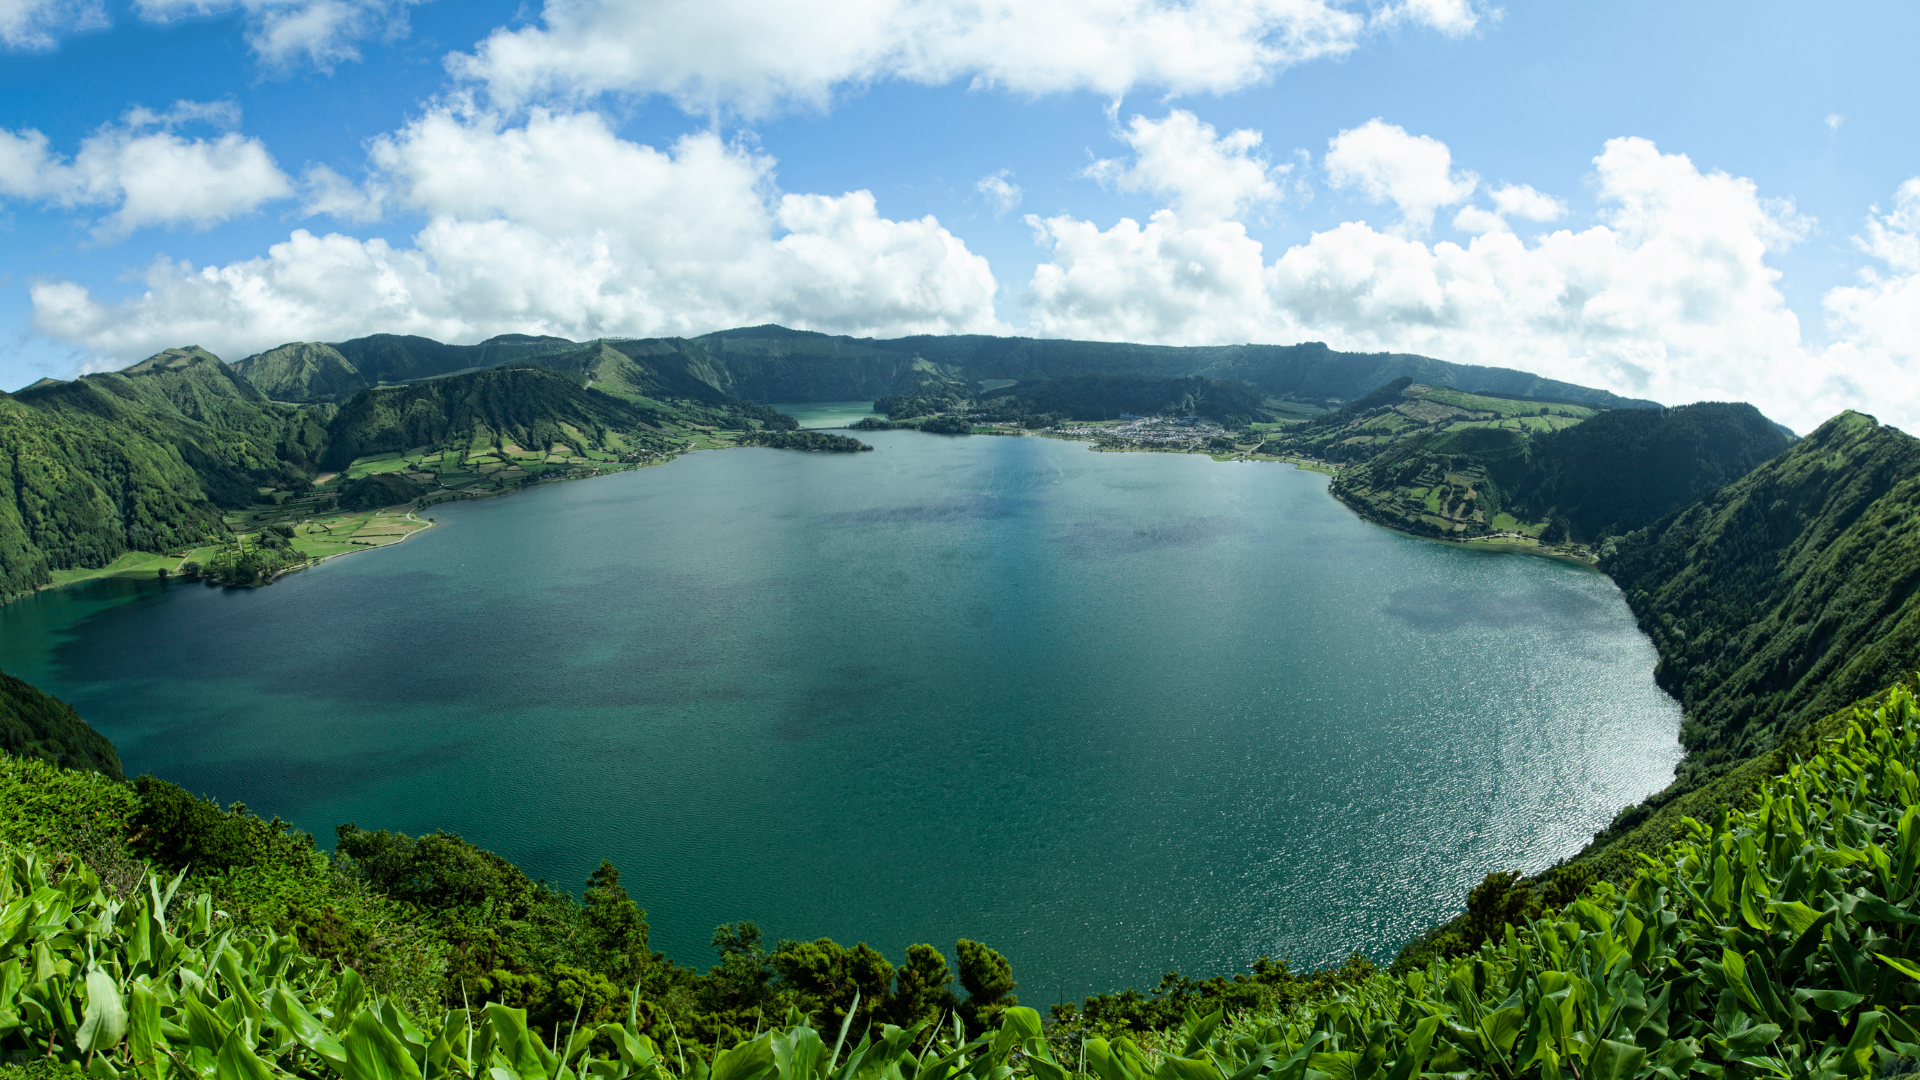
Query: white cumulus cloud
0 0 106 49
451 0 1486 117
31 108 1003 363
1452 182 1565 234
1823 179 1920 410
976 170 1021 217
0 102 293 241
131 0 424 71
1324 117 1477 234
1022 128 1898 433
1084 110 1287 222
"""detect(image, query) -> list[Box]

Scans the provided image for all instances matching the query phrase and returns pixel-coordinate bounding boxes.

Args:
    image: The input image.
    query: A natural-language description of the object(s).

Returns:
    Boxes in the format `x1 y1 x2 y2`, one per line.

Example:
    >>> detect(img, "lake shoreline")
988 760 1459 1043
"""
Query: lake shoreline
16 426 1593 608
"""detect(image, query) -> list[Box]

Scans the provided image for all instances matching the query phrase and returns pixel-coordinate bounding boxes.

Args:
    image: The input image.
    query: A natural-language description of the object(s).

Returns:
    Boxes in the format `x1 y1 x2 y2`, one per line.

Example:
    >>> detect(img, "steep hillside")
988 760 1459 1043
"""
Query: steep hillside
233 341 365 402
1496 401 1791 541
237 333 581 400
0 394 226 600
1603 410 1920 787
1323 390 1789 547
540 339 734 404
0 350 326 601
980 374 1272 424
882 334 1660 410
17 346 330 502
684 325 970 402
1273 377 1596 464
320 365 678 469
0 669 122 779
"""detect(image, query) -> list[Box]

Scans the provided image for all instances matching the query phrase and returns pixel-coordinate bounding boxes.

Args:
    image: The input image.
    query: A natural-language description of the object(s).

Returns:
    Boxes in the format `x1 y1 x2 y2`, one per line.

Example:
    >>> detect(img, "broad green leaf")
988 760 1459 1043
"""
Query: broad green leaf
1479 1005 1524 1053
990 1008 1041 1062
128 983 165 1080
77 966 129 1054
215 1028 276 1080
487 1004 551 1080
270 985 347 1071
1153 1056 1218 1080
345 1008 426 1080
1723 1024 1783 1054
1765 901 1824 937
710 1034 774 1080
1588 1039 1647 1080
1875 953 1920 982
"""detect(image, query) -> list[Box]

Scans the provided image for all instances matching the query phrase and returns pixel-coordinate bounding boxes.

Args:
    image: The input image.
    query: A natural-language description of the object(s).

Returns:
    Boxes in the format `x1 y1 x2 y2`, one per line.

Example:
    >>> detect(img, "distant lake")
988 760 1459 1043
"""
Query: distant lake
773 401 875 428
0 430 1680 1000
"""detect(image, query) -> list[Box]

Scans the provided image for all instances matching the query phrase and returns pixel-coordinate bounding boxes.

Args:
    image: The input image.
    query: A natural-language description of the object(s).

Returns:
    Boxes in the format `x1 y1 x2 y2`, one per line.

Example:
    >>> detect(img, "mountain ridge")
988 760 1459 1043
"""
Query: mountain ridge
224 326 1664 412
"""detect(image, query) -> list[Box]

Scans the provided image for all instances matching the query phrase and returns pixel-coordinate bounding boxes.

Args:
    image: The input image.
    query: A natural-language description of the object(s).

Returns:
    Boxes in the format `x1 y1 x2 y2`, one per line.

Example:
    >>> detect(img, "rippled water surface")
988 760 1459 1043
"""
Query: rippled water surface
0 430 1681 998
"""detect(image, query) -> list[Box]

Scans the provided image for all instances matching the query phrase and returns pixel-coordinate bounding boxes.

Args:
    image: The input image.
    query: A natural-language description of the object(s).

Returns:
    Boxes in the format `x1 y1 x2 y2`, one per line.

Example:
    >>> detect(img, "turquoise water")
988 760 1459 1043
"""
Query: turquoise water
774 401 875 428
0 431 1681 999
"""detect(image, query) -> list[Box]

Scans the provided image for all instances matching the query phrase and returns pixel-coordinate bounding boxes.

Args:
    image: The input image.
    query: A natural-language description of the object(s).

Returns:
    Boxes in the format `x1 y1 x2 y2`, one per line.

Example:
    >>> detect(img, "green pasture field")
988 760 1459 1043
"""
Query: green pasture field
1422 386 1596 420
1259 398 1327 421
343 452 418 478
45 550 180 587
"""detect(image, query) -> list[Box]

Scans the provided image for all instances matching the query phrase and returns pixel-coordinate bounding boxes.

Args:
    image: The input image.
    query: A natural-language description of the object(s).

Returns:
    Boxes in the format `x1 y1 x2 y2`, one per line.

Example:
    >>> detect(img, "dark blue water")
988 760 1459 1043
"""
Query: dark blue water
0 430 1680 998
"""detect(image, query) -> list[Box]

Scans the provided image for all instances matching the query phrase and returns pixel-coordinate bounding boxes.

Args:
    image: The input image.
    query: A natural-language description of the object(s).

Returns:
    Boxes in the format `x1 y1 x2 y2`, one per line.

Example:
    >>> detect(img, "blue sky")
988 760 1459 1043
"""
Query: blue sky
2 0 1918 431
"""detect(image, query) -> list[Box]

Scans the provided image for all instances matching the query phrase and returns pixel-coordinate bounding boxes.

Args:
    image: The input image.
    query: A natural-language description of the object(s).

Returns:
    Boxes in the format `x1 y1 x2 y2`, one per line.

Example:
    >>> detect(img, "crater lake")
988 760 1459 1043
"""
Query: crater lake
0 429 1682 999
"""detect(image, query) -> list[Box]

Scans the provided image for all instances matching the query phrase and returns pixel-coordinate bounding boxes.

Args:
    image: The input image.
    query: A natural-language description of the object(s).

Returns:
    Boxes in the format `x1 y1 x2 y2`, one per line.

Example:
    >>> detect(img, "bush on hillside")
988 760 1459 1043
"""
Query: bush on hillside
339 470 427 510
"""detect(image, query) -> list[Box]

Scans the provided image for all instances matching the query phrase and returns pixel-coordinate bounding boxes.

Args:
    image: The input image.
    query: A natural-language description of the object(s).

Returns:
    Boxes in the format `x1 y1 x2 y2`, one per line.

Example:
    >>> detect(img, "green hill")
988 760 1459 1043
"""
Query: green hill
1603 411 1920 789
17 346 330 503
0 669 121 779
235 334 582 401
1319 386 1789 549
979 374 1273 424
1492 402 1791 542
1272 377 1597 464
320 365 677 469
232 341 366 403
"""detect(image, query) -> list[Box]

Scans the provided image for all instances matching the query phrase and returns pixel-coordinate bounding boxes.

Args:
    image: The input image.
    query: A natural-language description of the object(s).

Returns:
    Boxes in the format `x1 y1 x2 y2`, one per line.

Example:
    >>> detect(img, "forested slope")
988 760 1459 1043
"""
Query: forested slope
1495 402 1790 541
320 365 680 468
1323 390 1789 546
1603 411 1920 788
0 669 121 779
980 374 1272 424
17 347 330 503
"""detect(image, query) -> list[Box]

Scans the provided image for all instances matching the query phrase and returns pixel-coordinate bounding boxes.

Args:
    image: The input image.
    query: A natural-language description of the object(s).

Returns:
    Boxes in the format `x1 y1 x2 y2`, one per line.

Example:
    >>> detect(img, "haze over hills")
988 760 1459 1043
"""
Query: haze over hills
226 326 1665 412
